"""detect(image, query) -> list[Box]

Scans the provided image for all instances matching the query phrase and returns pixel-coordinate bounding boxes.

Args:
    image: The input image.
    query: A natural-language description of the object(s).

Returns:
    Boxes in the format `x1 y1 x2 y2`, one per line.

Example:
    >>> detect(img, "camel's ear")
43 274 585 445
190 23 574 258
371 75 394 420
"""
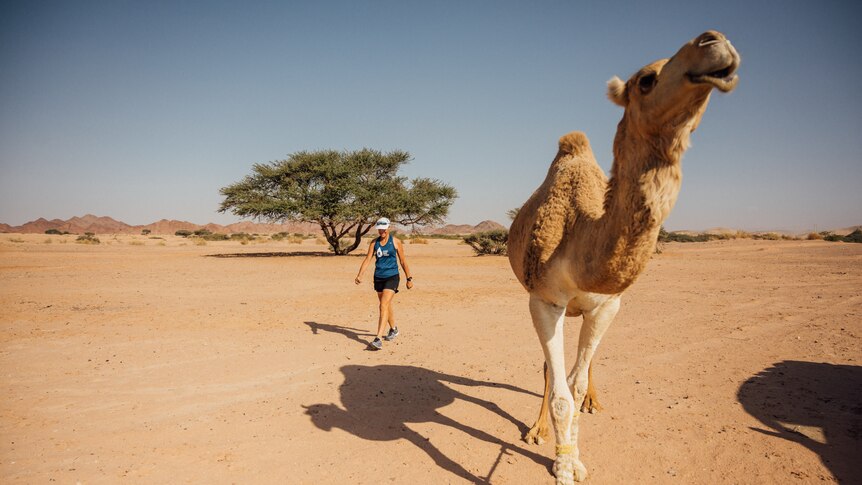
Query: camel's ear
607 76 627 107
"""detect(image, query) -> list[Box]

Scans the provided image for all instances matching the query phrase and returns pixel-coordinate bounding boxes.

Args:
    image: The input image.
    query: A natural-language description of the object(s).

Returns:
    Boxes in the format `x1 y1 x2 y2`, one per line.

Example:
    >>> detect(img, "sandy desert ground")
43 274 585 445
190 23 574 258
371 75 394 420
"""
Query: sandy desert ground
1 234 860 484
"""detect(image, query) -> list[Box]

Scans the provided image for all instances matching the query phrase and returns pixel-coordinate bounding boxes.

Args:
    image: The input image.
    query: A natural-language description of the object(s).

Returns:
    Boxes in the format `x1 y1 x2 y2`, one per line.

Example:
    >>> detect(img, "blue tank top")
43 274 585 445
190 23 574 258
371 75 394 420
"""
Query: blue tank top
374 236 399 279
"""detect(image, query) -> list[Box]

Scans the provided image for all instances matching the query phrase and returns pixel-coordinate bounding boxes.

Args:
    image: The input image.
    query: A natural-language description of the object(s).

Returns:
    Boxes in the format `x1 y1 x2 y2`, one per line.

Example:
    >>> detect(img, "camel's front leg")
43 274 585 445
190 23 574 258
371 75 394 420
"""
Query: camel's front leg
530 295 586 484
567 296 620 440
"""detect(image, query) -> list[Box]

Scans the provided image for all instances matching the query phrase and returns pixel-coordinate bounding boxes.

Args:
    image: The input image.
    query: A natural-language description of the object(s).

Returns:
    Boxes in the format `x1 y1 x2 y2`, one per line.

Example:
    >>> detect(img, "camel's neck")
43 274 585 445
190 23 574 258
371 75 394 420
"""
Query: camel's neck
580 115 690 293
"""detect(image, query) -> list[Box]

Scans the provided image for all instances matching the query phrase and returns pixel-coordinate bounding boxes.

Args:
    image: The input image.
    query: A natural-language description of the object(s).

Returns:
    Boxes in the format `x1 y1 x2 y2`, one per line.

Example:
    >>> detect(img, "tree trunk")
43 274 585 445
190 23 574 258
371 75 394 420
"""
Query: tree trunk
319 220 372 255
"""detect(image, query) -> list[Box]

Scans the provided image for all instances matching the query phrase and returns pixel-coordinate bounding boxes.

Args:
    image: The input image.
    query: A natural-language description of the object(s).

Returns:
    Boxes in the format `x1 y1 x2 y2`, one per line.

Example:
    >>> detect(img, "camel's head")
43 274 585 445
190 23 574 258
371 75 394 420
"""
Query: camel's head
607 31 740 135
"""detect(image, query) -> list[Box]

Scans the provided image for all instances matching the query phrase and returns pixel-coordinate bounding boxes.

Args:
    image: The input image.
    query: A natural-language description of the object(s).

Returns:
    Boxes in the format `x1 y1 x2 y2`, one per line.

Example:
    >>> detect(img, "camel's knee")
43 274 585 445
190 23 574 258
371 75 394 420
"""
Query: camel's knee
550 394 575 424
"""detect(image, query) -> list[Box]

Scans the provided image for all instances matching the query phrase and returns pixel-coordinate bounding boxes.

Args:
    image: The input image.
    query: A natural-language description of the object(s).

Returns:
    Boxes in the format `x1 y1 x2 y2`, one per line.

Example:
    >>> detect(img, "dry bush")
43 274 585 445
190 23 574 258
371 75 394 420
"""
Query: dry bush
129 241 145 246
735 230 752 239
463 230 508 256
9 237 25 243
410 237 429 244
807 232 824 240
192 237 207 246
75 233 100 245
288 235 304 244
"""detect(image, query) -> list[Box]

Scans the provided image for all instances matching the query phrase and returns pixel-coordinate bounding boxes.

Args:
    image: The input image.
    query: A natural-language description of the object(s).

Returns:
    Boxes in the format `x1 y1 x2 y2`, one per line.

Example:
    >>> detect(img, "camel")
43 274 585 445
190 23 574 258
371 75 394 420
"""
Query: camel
507 31 740 483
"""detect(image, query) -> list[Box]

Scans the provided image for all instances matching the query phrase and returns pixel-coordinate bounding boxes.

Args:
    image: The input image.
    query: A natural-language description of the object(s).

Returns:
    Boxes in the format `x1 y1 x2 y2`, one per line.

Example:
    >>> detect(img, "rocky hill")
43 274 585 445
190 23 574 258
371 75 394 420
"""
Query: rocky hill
0 215 505 236
424 220 507 235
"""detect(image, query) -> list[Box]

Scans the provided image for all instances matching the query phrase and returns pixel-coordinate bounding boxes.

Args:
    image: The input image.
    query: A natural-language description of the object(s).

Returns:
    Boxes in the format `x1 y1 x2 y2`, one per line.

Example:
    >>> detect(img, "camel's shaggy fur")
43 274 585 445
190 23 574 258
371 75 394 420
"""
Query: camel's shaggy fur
508 31 740 484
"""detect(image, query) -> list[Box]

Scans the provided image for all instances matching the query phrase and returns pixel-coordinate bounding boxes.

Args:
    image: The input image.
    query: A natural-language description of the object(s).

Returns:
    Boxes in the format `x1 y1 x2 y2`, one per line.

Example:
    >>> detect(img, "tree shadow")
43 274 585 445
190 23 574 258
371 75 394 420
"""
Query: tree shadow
207 251 335 258
304 363 549 483
737 360 862 483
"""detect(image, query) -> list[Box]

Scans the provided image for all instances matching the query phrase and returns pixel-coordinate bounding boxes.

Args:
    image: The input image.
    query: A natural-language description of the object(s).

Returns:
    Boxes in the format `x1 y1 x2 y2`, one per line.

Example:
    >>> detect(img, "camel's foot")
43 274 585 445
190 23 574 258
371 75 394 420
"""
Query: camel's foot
580 394 603 414
553 453 587 484
523 421 549 445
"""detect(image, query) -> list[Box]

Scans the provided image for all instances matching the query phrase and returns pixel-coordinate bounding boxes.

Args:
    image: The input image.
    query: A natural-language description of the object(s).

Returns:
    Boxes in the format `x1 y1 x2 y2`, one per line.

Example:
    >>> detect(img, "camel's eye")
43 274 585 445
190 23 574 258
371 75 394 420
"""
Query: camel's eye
638 73 657 94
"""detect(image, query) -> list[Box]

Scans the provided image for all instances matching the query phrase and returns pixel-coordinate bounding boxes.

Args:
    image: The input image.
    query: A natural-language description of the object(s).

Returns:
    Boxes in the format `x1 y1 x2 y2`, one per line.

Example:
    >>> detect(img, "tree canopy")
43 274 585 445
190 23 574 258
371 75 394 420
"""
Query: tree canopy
219 149 457 254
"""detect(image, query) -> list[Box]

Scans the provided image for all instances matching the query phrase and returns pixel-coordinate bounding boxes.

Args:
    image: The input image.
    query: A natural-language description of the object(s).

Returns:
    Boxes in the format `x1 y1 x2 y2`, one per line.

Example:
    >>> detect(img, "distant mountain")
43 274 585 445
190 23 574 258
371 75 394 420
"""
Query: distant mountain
0 215 508 236
0 215 320 235
425 220 506 235
833 225 862 236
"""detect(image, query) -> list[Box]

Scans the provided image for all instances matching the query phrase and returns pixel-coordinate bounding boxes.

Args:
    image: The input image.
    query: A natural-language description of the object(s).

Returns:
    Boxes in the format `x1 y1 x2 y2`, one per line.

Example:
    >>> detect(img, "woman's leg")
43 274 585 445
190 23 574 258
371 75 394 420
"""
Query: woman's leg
376 290 395 338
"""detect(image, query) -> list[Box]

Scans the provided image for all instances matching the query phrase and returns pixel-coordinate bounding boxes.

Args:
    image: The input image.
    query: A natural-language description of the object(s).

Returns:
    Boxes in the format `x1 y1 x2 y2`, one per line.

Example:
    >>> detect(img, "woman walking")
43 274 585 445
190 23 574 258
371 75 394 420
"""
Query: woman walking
354 217 413 350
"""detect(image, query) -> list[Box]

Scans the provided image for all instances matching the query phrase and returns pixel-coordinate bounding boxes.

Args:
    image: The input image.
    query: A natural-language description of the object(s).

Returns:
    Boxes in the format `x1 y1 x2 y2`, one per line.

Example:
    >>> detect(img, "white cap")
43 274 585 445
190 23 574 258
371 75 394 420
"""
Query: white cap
375 217 391 230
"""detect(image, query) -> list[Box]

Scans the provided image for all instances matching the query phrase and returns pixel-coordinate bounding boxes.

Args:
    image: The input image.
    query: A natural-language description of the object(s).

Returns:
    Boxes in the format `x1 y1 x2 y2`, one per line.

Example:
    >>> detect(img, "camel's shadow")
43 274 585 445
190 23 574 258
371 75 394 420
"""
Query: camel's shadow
737 360 862 484
303 323 551 483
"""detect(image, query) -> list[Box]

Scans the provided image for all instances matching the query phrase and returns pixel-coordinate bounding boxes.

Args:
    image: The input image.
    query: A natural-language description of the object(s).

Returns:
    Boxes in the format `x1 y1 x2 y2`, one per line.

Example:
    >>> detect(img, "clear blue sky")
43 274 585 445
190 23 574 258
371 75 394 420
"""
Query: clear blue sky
1 0 860 231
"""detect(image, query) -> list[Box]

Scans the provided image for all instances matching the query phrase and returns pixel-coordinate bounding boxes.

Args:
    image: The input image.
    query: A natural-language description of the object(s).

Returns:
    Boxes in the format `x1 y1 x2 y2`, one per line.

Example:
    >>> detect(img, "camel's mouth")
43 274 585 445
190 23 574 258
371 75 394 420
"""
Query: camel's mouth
688 61 739 92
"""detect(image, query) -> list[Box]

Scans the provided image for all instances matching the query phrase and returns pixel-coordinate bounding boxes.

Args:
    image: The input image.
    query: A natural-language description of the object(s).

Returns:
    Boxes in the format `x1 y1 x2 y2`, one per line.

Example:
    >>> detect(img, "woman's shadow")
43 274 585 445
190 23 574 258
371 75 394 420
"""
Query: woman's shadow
737 360 862 483
303 322 552 483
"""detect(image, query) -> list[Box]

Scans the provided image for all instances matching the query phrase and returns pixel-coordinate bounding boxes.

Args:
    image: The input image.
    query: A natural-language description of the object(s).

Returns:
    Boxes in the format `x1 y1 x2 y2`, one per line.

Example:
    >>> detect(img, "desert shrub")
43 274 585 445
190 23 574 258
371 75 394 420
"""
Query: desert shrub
424 234 463 240
191 237 207 246
45 228 65 235
753 232 781 241
463 230 508 256
9 237 25 243
410 237 429 244
76 233 100 244
659 231 714 243
230 232 255 241
192 229 228 241
141 229 151 235
806 232 824 240
288 235 304 244
44 238 53 244
148 236 164 240
735 230 752 239
270 232 289 241
394 232 406 241
175 230 192 237
129 241 144 246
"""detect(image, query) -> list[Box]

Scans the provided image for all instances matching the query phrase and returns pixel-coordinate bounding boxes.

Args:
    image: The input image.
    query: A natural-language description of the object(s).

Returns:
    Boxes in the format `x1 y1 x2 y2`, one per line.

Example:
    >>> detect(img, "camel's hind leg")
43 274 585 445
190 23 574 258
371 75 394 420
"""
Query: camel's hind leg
524 362 551 444
581 361 603 414
529 295 586 484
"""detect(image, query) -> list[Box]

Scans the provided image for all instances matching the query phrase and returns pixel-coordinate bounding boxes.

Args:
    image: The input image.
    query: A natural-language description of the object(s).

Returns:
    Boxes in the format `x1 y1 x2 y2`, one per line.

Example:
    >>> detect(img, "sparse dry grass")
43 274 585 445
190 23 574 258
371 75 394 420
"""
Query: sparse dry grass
129 241 145 246
410 237 429 244
43 238 53 244
288 235 304 244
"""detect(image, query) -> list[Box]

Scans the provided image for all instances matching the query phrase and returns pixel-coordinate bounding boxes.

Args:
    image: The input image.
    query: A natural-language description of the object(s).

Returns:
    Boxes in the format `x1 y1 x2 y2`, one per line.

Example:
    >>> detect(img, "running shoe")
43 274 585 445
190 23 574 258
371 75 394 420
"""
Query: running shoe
368 337 383 350
384 327 399 341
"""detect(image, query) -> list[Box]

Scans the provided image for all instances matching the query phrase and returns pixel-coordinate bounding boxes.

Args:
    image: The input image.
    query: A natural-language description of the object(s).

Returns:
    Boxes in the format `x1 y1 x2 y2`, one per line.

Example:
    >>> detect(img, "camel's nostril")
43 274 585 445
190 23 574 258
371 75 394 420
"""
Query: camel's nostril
697 32 722 47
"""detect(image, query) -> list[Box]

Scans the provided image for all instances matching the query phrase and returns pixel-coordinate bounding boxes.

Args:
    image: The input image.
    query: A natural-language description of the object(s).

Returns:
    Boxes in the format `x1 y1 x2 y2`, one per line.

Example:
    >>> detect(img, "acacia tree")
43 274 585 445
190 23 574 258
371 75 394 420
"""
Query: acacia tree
219 149 457 255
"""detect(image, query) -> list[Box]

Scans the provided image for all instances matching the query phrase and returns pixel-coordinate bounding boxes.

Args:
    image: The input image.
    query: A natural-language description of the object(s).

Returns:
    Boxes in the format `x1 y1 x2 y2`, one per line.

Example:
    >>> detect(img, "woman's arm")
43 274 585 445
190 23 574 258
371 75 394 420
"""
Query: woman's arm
354 241 376 284
395 238 413 289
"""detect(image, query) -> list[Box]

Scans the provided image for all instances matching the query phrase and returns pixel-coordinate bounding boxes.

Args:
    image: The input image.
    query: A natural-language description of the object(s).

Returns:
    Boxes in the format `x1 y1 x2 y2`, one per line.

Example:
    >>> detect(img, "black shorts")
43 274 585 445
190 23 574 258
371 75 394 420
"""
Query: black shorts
373 274 400 293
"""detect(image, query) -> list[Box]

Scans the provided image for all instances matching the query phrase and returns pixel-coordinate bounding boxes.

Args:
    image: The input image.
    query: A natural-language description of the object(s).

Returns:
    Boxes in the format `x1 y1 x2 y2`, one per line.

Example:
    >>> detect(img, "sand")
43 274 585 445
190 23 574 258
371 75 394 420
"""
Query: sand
1 234 860 484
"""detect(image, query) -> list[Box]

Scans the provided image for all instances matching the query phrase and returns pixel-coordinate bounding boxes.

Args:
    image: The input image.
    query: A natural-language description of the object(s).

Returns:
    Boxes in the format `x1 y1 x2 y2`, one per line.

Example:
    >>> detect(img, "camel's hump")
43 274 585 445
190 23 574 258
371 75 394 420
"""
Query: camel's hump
558 131 591 157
